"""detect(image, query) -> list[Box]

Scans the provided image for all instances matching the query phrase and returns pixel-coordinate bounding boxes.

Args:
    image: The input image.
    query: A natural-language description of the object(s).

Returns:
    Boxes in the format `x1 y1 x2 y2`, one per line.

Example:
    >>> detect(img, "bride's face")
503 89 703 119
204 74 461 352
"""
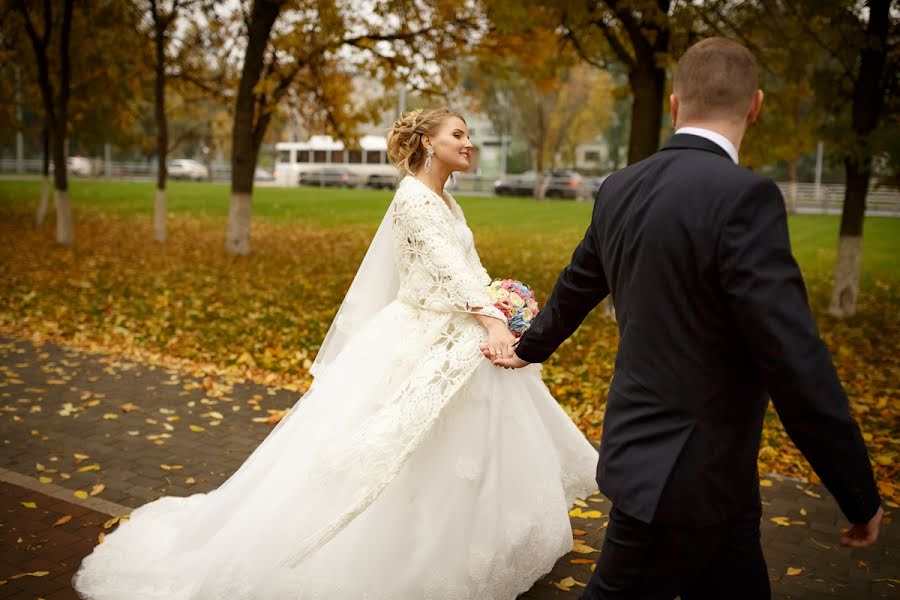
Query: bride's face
426 117 474 173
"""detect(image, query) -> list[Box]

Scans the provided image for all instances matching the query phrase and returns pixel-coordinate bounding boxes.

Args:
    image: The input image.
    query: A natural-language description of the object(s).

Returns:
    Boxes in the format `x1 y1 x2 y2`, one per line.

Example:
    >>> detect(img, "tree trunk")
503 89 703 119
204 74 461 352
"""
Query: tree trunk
828 0 890 318
626 62 666 164
152 2 170 244
51 118 73 246
21 0 75 244
54 189 74 246
610 0 670 165
154 188 167 243
532 152 546 199
51 0 74 247
35 127 50 227
227 0 282 255
786 158 798 214
226 192 253 255
829 160 869 317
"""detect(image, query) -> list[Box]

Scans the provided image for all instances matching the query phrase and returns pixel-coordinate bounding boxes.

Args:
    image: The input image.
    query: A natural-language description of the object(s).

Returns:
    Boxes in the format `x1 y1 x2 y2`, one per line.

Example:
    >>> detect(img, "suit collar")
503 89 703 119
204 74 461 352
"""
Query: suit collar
661 133 735 162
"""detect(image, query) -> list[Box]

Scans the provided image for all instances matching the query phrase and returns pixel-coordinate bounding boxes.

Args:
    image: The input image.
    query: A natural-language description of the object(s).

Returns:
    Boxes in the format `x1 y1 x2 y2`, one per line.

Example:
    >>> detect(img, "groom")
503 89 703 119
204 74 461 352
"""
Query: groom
493 37 882 598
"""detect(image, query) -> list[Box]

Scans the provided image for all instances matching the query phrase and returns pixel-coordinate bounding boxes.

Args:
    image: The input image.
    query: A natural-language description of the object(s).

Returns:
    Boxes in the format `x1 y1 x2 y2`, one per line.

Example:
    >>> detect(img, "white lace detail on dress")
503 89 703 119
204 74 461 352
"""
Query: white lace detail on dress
392 177 507 324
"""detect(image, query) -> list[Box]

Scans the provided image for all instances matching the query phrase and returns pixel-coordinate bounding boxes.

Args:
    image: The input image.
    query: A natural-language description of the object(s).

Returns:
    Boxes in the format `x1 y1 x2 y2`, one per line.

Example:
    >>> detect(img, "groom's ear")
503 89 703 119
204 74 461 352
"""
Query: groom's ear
747 90 764 124
670 93 679 128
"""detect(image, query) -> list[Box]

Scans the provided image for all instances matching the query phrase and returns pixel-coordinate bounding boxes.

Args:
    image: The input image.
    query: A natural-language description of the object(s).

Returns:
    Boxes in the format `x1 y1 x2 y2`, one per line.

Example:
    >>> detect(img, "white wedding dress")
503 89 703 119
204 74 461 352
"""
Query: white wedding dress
72 176 599 599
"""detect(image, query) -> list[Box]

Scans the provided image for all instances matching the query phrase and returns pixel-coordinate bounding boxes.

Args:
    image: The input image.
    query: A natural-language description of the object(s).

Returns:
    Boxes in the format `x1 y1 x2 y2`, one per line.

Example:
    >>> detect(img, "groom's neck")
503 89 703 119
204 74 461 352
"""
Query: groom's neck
676 120 747 155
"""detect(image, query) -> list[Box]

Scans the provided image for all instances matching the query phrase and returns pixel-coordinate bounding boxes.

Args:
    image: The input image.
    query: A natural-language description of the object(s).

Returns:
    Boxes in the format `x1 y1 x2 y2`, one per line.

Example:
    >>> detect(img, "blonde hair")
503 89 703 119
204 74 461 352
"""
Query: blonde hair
386 107 466 175
673 37 758 123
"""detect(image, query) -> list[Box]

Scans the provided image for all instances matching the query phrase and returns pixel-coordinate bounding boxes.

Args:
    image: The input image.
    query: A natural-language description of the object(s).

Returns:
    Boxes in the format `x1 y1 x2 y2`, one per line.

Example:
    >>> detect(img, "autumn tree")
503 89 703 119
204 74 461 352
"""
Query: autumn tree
7 1 149 235
697 0 899 317
688 1 826 213
148 0 180 243
224 0 480 255
14 0 75 246
467 28 614 197
825 0 896 318
552 0 673 164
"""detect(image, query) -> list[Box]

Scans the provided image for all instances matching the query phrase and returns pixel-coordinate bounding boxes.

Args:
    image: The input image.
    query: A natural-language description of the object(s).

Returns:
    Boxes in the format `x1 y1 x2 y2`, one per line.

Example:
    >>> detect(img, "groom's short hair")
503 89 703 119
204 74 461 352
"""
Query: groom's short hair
674 37 758 123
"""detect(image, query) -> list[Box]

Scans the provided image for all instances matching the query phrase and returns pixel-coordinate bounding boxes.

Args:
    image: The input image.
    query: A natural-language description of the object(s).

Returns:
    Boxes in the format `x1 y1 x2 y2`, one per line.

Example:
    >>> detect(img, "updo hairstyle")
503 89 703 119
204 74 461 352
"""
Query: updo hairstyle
386 107 466 175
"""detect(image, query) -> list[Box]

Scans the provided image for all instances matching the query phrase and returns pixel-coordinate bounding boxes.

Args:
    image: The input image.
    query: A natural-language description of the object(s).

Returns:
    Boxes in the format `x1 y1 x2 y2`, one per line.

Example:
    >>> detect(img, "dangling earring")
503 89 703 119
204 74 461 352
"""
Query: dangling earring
425 147 434 174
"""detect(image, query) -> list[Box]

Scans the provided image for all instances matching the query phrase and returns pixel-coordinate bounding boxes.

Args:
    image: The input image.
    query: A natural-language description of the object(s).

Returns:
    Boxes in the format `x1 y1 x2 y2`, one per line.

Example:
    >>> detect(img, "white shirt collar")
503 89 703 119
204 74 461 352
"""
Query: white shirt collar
675 127 739 165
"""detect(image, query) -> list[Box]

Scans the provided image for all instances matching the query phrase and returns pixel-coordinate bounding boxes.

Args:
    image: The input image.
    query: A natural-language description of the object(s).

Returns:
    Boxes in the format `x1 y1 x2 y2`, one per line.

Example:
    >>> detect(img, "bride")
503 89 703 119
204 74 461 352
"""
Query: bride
72 107 599 599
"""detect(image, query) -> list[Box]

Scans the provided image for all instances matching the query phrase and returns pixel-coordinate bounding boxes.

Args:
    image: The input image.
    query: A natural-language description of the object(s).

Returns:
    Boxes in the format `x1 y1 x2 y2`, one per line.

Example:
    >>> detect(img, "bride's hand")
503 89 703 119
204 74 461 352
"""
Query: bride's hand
479 320 519 361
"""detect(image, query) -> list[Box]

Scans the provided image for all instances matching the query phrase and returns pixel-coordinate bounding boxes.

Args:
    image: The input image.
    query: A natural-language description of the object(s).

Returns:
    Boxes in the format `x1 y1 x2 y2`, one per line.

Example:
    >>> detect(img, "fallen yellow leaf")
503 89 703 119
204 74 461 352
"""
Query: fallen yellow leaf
759 479 773 487
786 567 803 576
874 454 894 467
90 483 105 496
572 540 599 554
9 571 49 580
38 476 53 484
189 425 205 432
77 463 101 472
20 501 37 509
569 507 604 519
73 490 89 499
554 576 576 591
53 515 72 527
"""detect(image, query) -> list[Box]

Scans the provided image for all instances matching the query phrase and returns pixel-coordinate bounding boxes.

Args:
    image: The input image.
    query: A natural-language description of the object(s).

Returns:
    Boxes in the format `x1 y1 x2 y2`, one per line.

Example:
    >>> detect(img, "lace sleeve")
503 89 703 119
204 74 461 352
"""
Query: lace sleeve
392 185 506 323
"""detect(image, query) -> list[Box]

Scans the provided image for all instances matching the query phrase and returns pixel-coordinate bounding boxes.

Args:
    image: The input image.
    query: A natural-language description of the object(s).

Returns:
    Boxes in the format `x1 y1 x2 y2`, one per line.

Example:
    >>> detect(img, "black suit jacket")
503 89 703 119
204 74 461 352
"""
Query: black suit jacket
516 133 880 527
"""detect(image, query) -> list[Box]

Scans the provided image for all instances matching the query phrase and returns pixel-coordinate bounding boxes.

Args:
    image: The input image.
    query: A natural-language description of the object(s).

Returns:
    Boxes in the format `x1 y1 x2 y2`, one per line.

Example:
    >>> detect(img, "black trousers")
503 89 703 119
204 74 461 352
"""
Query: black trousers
580 506 770 600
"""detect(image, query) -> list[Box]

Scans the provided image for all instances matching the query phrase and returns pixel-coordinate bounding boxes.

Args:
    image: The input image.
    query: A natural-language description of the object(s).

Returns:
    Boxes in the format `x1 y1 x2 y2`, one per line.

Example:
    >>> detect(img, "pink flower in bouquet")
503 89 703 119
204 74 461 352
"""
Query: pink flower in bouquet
486 279 540 337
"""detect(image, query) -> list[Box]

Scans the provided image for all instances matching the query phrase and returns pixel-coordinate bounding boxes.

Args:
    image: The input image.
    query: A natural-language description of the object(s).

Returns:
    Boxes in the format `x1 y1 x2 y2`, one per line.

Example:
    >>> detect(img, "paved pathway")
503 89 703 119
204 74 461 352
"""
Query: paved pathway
1 336 897 599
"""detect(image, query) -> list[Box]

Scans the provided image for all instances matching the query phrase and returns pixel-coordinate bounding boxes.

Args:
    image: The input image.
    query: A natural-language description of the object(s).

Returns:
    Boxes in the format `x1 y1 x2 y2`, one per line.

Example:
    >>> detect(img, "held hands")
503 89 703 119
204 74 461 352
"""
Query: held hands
478 321 530 369
841 506 884 548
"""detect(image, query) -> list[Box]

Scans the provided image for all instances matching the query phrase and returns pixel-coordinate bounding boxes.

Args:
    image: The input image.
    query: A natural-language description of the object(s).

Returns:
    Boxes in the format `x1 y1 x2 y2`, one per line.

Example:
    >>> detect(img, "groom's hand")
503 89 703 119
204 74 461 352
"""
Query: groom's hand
492 352 530 369
841 506 883 548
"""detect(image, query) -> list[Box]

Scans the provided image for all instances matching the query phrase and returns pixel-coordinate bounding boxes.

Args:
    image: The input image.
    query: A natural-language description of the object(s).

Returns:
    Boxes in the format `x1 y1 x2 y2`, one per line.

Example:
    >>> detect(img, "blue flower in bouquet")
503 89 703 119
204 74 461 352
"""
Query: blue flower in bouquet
486 279 539 337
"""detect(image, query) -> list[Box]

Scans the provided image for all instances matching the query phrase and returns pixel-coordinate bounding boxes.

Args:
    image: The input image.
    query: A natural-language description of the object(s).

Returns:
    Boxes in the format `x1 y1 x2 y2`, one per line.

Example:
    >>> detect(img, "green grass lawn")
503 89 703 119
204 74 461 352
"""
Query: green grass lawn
1 178 896 285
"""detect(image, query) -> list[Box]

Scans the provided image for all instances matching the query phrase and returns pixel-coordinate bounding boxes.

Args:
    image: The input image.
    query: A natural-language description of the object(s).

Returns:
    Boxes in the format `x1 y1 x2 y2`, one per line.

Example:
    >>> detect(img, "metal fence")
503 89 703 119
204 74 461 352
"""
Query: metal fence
2 158 898 216
774 182 900 216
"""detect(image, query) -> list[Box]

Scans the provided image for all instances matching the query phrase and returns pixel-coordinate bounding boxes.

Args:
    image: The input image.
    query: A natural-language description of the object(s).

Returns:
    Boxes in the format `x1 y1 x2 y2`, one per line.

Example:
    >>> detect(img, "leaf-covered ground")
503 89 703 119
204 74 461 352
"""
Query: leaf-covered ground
0 181 897 505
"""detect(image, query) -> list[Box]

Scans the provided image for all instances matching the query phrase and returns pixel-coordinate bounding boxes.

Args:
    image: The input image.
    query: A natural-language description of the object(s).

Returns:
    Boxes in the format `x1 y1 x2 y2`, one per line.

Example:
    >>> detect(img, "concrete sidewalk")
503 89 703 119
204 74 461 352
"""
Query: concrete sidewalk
1 336 896 599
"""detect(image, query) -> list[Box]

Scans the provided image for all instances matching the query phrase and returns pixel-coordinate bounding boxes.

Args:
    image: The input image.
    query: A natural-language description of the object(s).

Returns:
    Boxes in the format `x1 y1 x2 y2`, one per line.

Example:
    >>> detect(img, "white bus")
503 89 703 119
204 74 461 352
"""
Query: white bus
273 135 396 188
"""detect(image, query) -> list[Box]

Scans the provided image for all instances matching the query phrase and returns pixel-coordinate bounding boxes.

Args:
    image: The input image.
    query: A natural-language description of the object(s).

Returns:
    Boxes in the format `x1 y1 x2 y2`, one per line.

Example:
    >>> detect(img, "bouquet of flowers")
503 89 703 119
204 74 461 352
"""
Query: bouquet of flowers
486 279 540 337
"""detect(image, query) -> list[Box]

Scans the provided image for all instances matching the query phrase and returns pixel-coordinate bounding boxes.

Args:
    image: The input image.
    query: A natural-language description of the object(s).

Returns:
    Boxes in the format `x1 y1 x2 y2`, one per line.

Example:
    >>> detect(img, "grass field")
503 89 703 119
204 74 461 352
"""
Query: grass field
1 178 897 282
1 178 897 500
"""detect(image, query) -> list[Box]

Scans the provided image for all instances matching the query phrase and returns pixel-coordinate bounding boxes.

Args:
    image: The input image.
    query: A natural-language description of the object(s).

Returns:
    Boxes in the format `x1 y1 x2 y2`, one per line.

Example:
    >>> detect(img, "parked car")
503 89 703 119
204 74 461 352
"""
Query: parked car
494 170 588 199
298 167 363 188
67 156 92 177
544 171 587 199
586 174 611 199
168 158 209 181
366 173 397 190
493 171 537 196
